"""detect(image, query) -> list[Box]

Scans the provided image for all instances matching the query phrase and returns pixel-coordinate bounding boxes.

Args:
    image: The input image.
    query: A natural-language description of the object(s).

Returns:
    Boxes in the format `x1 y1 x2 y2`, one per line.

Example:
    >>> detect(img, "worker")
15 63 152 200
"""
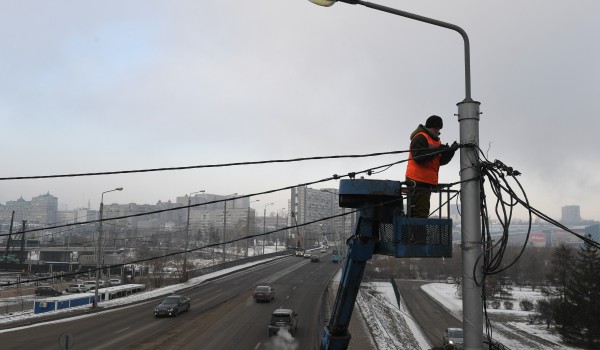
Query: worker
405 115 458 218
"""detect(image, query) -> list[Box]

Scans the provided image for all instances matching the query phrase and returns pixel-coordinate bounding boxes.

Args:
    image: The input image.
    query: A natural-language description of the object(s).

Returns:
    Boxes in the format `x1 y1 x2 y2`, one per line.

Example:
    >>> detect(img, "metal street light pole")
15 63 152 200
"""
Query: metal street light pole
94 187 123 308
185 190 204 280
247 199 260 257
308 1 482 348
275 208 285 252
262 203 274 254
223 193 237 263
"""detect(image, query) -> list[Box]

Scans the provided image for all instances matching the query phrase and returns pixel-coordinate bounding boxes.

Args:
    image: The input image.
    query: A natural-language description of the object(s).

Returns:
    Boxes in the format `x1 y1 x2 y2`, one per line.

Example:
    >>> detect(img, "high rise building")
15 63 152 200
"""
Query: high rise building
290 186 354 248
561 205 581 225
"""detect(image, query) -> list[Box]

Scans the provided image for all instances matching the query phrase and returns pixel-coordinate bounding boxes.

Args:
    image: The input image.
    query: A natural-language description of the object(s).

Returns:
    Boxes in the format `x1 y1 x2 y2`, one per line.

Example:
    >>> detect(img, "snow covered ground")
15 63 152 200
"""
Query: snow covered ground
356 281 429 350
421 283 578 350
355 281 578 350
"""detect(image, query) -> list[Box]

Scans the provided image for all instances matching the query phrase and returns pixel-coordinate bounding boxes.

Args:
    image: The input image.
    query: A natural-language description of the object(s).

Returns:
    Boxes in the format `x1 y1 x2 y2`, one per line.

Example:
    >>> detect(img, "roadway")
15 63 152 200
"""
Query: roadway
394 280 462 349
0 254 340 350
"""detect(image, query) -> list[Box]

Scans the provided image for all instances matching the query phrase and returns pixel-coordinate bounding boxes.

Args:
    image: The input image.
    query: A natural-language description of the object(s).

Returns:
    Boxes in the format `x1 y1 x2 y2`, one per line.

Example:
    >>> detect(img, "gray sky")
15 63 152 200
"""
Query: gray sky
1 0 599 221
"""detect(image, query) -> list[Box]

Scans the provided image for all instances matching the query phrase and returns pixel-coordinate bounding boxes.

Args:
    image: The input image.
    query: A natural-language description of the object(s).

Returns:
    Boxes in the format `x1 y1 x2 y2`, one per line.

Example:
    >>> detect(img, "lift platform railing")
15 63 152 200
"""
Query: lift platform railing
338 178 455 258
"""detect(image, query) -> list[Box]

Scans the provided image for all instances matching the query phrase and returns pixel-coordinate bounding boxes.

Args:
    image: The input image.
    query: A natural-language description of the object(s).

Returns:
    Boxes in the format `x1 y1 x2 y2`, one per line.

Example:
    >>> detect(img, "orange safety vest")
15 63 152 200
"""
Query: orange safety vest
405 131 442 185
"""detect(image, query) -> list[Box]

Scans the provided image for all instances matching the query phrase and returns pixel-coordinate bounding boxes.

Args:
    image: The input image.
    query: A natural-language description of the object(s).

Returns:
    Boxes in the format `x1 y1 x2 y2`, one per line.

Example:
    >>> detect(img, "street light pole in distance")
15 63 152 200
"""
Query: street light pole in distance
185 190 205 282
94 187 123 308
262 203 274 254
275 208 286 252
223 193 237 263
247 199 260 257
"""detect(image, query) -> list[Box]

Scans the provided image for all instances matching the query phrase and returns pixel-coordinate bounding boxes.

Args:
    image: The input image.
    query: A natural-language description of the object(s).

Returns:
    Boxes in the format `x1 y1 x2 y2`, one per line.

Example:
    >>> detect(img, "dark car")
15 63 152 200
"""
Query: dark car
154 295 190 317
310 255 320 262
269 308 298 337
443 327 464 349
34 286 62 297
253 285 275 302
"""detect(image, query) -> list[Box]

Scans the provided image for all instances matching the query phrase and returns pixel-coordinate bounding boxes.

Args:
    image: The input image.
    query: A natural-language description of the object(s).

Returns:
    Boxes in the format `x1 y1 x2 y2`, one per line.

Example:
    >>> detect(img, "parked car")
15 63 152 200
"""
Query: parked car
83 280 107 290
310 255 320 262
34 286 62 297
253 286 275 303
109 278 122 286
269 308 298 337
154 295 190 317
447 277 455 284
83 280 98 290
66 283 88 293
443 328 464 349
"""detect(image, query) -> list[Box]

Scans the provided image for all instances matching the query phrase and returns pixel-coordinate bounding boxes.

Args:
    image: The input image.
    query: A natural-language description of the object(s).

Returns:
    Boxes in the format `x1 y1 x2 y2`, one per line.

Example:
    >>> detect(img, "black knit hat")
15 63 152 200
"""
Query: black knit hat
425 115 443 129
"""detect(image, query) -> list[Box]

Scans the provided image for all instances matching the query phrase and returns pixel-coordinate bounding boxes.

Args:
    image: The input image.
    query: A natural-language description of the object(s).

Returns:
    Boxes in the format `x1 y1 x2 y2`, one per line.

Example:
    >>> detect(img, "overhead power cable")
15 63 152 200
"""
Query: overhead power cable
0 156 413 237
1 206 365 287
0 150 410 181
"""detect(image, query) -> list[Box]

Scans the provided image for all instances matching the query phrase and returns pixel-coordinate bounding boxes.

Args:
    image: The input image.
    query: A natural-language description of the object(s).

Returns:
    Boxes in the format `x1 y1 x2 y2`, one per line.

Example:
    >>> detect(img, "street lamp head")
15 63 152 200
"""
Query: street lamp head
115 187 123 191
309 0 336 7
189 190 205 197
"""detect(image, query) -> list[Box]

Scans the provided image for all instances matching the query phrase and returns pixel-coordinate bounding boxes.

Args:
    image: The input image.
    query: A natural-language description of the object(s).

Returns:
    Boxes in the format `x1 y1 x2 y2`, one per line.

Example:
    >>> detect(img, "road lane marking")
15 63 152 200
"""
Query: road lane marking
114 327 130 334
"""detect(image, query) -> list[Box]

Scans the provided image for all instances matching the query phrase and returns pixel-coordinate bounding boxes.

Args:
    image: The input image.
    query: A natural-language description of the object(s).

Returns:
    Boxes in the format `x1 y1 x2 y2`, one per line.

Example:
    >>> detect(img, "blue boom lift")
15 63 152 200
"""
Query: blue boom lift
321 178 453 350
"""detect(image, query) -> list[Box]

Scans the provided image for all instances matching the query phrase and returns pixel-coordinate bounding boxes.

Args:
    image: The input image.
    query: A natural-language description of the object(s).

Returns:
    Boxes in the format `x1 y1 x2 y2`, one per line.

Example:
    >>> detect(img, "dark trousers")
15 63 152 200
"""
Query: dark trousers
406 178 433 218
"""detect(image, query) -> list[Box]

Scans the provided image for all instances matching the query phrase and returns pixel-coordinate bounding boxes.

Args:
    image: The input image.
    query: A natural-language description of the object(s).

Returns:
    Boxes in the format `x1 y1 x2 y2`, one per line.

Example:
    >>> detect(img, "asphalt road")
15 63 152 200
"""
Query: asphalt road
394 280 462 349
0 254 339 350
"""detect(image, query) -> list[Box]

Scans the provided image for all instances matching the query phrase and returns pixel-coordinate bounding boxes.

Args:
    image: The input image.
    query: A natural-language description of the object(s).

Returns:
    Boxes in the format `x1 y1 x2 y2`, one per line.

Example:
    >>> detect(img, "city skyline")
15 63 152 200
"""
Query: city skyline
1 190 597 226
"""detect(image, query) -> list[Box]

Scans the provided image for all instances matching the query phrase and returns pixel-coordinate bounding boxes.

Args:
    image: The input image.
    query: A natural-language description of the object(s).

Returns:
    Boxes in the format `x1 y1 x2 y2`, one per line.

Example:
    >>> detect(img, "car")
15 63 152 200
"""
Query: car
320 248 326 253
66 283 88 293
34 286 62 297
303 254 311 259
268 308 298 337
443 327 464 349
154 295 190 317
447 277 455 284
310 255 320 262
109 278 122 286
253 285 275 302
83 280 99 290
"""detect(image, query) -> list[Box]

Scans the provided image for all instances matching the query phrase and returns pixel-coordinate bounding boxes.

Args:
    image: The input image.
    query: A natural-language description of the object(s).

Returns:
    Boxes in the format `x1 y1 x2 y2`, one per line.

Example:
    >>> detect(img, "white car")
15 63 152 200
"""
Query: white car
83 280 103 290
109 278 122 286
66 283 88 293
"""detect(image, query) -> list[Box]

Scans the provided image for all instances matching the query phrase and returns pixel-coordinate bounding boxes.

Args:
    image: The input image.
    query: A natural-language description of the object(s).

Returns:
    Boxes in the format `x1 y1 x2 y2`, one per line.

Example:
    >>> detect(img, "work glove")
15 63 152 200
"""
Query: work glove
450 141 459 151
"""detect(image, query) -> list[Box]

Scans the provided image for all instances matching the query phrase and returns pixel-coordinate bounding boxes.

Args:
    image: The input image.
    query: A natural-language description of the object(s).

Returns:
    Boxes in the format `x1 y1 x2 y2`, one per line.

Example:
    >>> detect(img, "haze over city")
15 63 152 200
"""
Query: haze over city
2 1 599 222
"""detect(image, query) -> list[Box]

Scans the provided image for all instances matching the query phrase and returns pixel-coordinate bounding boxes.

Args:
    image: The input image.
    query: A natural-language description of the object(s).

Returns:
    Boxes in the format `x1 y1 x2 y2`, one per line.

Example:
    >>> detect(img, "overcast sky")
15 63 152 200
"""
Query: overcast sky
1 0 598 221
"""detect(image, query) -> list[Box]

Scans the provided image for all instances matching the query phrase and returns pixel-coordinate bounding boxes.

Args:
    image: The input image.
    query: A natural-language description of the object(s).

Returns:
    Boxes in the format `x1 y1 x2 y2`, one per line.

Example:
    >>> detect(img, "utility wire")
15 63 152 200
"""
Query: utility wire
0 150 409 181
1 207 362 287
0 156 413 237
